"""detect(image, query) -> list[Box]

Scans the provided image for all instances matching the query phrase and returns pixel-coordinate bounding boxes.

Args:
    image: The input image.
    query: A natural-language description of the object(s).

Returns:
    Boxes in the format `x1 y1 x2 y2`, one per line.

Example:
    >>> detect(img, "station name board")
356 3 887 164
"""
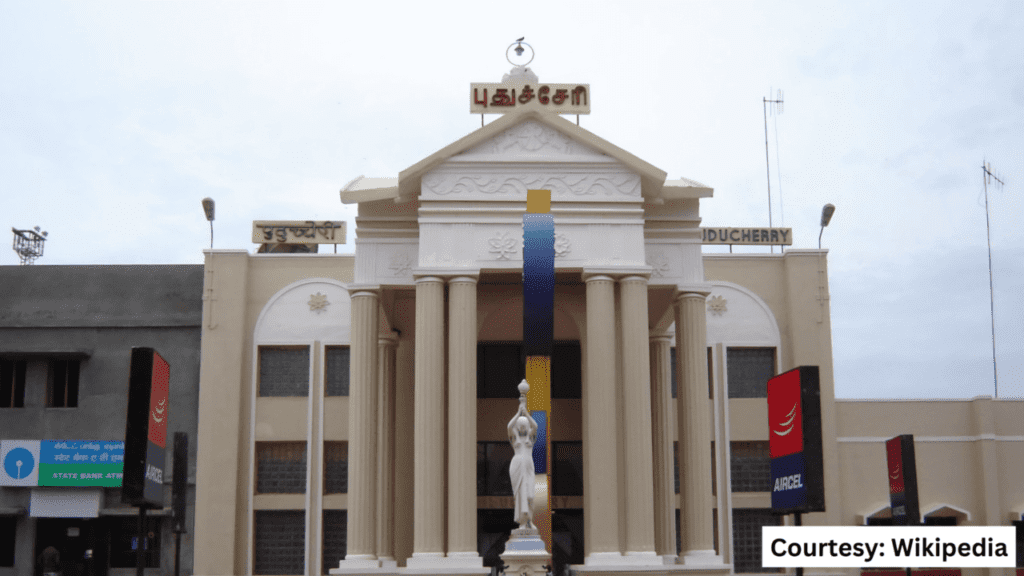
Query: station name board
701 227 793 245
470 83 590 115
252 221 346 244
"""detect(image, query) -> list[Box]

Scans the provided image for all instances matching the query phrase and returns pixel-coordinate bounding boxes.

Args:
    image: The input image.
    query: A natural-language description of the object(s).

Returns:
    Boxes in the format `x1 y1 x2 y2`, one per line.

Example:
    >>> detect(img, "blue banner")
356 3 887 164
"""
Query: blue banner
771 452 807 511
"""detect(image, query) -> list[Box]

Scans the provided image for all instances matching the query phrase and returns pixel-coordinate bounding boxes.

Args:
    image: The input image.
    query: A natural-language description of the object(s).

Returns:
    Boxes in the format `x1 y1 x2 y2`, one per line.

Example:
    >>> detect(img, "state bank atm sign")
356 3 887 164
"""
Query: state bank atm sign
767 366 825 514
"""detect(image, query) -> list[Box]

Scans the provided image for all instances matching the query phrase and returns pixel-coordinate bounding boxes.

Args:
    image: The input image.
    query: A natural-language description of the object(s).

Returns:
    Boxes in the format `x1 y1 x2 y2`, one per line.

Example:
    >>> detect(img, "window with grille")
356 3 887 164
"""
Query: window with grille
732 508 782 573
322 509 347 574
258 347 309 397
730 441 771 493
324 346 350 396
256 442 307 494
477 342 581 399
254 510 305 575
323 442 348 494
108 515 161 568
0 360 26 408
669 347 714 399
552 441 583 496
47 359 79 408
726 348 776 399
477 442 513 496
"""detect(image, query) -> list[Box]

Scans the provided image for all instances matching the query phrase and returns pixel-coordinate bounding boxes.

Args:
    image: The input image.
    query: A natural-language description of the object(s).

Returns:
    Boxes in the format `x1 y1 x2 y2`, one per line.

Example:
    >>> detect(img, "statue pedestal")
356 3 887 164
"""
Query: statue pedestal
500 528 551 576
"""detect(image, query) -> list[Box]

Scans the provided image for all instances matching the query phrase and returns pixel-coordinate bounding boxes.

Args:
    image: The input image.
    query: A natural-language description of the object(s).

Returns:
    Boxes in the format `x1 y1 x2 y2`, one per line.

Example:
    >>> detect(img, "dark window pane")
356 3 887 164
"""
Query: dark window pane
256 442 307 494
46 360 79 408
732 508 782 573
552 508 584 576
551 342 581 399
0 516 15 566
323 442 348 494
485 443 514 496
254 510 305 575
1 360 27 408
673 441 679 494
322 509 347 574
727 348 775 399
324 347 350 396
259 347 310 397
670 348 677 399
730 441 771 493
552 441 583 496
478 509 519 568
708 346 714 399
477 344 523 398
108 516 161 568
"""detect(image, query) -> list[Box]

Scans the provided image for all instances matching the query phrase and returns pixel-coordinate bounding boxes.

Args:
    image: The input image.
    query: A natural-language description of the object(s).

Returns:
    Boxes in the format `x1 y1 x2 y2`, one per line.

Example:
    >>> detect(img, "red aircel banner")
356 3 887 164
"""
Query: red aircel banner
886 436 905 494
768 368 803 458
148 352 169 449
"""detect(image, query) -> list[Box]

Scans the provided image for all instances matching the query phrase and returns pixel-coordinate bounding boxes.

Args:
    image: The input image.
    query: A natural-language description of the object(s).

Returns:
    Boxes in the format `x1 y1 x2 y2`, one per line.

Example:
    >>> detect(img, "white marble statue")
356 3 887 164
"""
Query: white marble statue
508 379 538 529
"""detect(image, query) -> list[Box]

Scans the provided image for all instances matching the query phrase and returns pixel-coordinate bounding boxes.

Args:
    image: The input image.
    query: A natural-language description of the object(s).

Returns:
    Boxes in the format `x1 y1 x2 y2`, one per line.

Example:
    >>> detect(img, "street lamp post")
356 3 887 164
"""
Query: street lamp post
818 204 835 249
201 198 215 250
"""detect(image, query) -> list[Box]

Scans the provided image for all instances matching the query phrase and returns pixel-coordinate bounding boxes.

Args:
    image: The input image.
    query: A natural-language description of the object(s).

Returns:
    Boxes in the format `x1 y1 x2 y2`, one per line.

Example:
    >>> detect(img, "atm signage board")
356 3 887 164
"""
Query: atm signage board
2 440 124 487
767 366 825 514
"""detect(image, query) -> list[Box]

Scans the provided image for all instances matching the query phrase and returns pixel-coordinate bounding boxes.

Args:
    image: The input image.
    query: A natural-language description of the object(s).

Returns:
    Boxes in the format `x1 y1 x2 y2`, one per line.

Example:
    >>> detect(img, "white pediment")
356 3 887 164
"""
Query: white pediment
450 120 614 163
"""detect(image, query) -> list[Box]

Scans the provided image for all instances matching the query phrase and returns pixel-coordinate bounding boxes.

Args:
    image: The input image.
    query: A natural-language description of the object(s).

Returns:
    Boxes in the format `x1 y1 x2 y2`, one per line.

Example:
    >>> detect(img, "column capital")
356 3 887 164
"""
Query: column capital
582 272 616 284
378 331 399 347
412 274 445 285
347 284 381 298
674 284 713 299
582 266 653 281
448 275 480 285
412 267 480 281
620 274 651 285
649 333 673 345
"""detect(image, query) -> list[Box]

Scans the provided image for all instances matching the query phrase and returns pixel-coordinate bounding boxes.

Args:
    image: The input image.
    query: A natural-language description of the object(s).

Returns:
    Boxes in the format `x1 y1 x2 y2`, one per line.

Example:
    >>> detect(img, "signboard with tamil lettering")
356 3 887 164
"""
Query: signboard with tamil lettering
767 366 825 514
470 83 590 115
701 227 793 246
1 440 124 487
252 221 346 244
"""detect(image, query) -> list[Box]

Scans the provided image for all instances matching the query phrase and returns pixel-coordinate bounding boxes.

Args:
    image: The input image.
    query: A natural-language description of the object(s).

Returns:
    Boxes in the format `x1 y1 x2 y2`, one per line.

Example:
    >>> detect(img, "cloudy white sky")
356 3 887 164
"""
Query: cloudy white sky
2 2 1021 399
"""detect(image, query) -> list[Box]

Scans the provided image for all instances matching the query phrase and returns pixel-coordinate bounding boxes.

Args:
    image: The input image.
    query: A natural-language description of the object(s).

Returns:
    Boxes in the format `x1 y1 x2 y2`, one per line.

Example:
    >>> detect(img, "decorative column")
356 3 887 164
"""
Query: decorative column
409 276 446 566
649 334 677 560
447 275 483 566
376 332 398 567
619 276 659 563
344 288 380 567
583 273 621 564
675 291 721 565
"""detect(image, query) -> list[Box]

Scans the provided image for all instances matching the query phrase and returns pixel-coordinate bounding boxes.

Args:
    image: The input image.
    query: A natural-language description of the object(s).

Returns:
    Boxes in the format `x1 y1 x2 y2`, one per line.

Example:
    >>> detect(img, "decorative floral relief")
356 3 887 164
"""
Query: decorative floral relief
464 120 590 156
423 172 640 197
707 295 727 315
554 233 570 258
308 292 330 314
488 232 519 260
387 251 413 276
647 251 670 278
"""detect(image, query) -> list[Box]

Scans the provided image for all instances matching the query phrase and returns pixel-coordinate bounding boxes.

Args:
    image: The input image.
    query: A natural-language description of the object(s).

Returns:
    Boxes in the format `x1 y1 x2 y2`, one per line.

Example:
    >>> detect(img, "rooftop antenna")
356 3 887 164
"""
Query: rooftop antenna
981 160 1005 397
11 226 48 265
763 89 783 252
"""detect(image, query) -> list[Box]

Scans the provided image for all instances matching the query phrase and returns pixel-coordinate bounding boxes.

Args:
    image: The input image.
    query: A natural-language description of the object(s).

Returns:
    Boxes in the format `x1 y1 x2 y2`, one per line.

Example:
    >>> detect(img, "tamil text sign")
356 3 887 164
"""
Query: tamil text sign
2 440 124 487
702 227 793 245
470 83 590 115
767 366 825 514
252 221 346 244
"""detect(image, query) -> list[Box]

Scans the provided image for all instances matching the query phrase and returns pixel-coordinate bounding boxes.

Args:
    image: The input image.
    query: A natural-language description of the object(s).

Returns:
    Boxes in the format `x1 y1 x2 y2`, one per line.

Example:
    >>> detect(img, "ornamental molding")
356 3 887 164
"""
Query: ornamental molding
707 295 727 315
422 172 640 198
308 292 330 313
554 233 570 258
488 232 519 260
455 120 608 159
647 250 671 278
387 251 414 277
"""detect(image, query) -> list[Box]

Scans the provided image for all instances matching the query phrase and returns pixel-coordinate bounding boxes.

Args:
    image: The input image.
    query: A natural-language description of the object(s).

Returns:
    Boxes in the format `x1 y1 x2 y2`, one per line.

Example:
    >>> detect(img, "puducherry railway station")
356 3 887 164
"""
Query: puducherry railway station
188 53 1024 576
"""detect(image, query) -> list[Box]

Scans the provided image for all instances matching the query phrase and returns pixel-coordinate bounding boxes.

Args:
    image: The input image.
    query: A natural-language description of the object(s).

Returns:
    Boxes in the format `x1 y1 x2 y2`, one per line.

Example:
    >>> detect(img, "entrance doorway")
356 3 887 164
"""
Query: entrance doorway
33 518 106 576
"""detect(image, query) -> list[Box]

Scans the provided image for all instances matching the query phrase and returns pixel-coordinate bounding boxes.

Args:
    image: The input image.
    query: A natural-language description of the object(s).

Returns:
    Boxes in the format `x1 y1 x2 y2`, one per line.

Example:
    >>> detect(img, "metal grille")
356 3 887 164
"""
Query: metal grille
258 347 309 397
323 442 348 494
732 508 782 573
253 510 305 575
553 441 583 496
256 442 307 494
324 346 350 396
726 348 776 399
730 441 771 493
322 509 347 574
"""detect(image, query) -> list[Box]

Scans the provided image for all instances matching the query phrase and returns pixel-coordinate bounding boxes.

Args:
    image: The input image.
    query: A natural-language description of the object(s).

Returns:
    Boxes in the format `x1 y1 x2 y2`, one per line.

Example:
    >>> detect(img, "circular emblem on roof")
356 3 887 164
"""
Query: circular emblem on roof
507 38 534 67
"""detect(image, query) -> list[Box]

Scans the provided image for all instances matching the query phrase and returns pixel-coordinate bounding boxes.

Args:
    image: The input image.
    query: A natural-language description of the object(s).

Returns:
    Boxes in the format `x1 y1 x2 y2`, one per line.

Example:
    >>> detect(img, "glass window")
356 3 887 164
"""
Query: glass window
732 508 782 573
730 441 771 493
477 442 513 496
108 516 161 568
47 359 79 407
254 510 305 575
324 347 350 396
0 360 26 408
727 348 776 399
322 509 347 574
551 342 581 399
323 442 348 494
258 347 309 397
552 441 583 496
0 516 15 567
256 442 307 494
477 342 581 399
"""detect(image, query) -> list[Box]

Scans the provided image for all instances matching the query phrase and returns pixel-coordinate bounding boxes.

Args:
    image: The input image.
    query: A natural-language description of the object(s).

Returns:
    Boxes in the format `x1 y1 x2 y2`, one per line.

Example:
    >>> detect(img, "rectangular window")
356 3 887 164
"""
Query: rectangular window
669 347 714 399
478 509 519 568
0 360 27 408
47 359 79 408
322 509 347 574
673 441 679 494
551 342 582 399
477 342 581 399
108 516 161 568
727 347 776 399
254 510 305 575
258 347 309 397
0 516 15 567
552 441 583 496
323 442 348 494
477 441 513 496
324 346 350 396
730 441 771 493
732 508 782 573
256 442 307 494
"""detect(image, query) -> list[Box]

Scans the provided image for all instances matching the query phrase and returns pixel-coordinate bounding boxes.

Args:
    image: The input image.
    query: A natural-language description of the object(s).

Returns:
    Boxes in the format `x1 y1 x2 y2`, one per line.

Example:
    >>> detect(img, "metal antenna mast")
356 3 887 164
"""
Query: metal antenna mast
763 89 783 252
981 160 1005 397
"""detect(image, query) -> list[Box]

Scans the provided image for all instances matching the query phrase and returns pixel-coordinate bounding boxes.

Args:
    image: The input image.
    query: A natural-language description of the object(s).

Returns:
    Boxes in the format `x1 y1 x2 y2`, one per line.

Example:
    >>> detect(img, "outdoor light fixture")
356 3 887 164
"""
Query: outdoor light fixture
11 226 49 265
202 198 215 249
819 203 835 249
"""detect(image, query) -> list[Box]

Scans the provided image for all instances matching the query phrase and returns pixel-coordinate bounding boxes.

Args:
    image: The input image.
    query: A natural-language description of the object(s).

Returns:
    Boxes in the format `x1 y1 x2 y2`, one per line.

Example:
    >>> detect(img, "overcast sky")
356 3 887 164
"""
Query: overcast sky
2 2 1021 399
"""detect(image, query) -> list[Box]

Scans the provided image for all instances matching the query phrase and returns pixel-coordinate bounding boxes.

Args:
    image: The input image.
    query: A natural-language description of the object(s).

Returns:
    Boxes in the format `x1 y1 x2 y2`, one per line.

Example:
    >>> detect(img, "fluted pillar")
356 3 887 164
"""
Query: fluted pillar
345 288 380 565
675 291 720 565
583 274 621 563
376 332 398 565
649 334 677 559
447 275 483 566
619 276 659 562
409 276 446 566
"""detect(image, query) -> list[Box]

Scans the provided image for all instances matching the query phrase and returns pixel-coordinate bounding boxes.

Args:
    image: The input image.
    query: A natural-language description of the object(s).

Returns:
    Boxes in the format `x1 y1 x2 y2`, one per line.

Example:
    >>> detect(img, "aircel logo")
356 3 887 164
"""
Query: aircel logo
768 370 803 459
145 463 163 484
775 404 797 437
886 437 905 494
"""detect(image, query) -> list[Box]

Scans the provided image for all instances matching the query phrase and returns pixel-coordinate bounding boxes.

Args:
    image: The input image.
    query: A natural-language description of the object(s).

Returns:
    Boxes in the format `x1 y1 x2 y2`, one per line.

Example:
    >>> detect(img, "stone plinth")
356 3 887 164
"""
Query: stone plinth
501 528 552 576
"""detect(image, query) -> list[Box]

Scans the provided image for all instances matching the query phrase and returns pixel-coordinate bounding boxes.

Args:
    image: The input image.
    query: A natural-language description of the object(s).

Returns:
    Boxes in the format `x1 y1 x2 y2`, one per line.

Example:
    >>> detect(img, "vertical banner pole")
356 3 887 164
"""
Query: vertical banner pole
523 189 554 553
